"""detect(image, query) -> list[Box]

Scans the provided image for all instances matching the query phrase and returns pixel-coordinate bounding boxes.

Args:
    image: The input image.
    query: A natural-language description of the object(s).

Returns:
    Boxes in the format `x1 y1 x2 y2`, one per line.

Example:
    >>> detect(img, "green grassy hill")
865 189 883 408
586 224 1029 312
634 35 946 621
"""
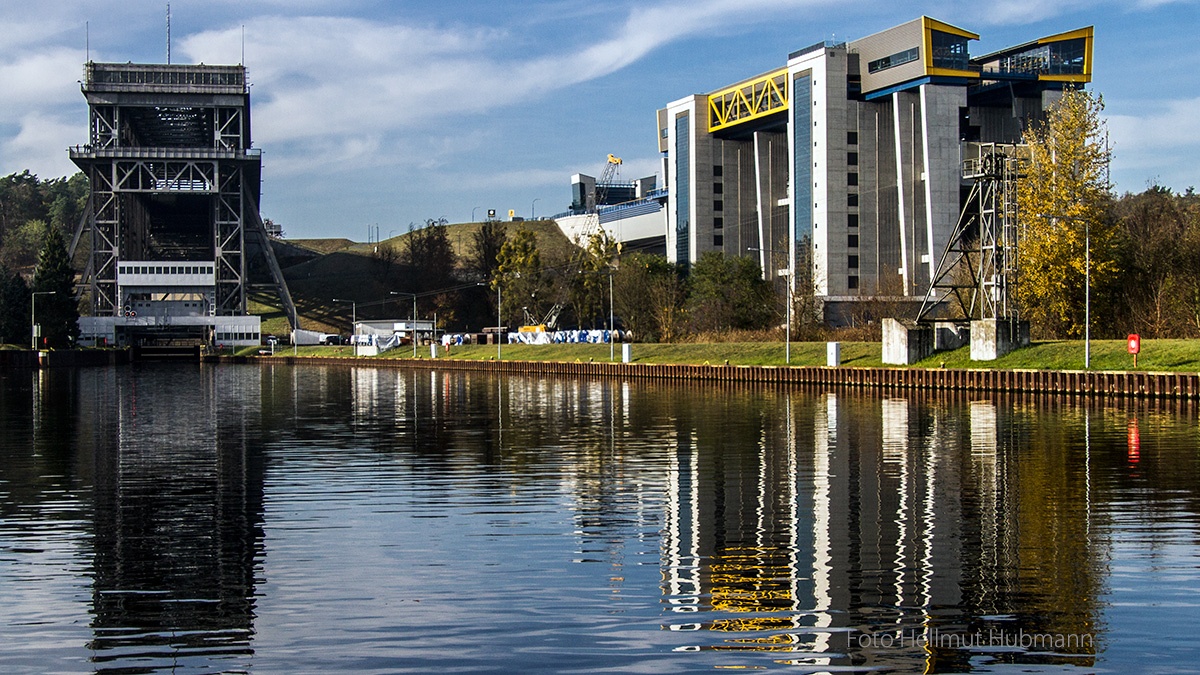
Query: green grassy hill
253 219 578 335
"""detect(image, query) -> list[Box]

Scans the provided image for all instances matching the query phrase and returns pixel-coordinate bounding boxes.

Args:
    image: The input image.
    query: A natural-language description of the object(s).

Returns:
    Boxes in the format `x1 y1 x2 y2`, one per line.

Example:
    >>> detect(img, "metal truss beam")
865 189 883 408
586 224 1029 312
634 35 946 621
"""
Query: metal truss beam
708 68 789 133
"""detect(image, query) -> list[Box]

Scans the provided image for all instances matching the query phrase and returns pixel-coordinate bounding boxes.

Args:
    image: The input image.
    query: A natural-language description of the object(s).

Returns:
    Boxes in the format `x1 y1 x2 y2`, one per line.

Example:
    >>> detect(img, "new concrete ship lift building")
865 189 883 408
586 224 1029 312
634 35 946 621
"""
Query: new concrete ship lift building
657 17 1092 322
69 61 296 347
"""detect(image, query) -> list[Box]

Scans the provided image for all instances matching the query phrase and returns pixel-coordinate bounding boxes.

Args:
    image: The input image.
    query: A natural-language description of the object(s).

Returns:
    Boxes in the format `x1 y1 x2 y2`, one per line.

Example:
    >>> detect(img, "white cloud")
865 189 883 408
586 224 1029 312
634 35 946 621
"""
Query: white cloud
177 1 826 161
1109 97 1200 151
0 47 88 177
0 48 85 113
1108 97 1200 190
1 113 81 179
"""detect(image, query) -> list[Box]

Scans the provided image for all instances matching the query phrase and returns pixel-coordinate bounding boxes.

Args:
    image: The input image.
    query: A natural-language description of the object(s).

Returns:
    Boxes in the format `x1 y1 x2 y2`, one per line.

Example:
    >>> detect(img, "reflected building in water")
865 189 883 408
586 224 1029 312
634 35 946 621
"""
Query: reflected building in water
660 388 1101 670
78 366 266 670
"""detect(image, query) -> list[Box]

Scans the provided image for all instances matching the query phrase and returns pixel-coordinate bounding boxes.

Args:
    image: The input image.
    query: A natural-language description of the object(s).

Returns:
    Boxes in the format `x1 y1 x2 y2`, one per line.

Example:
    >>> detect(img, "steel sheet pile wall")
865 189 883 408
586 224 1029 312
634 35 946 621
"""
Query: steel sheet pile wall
232 355 1200 400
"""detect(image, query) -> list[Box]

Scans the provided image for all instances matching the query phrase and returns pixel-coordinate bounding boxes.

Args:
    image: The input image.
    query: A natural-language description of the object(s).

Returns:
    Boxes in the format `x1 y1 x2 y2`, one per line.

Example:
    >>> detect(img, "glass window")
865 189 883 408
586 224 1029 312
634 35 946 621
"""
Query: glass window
930 31 969 71
713 234 723 247
848 255 859 269
848 213 859 228
848 276 859 289
713 165 723 177
848 193 859 207
713 183 723 194
848 173 858 186
848 234 859 248
847 131 858 145
714 217 723 229
848 152 858 166
714 200 723 212
868 47 919 74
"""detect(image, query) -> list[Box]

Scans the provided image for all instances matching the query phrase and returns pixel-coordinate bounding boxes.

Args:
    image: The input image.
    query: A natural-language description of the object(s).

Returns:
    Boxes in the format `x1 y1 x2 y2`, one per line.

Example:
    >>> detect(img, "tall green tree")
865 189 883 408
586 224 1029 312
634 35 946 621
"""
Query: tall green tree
493 226 549 327
1 218 47 270
569 231 619 328
470 220 507 283
31 227 78 348
612 252 684 342
398 217 459 324
686 252 774 333
1112 186 1200 337
1017 89 1117 339
0 263 30 345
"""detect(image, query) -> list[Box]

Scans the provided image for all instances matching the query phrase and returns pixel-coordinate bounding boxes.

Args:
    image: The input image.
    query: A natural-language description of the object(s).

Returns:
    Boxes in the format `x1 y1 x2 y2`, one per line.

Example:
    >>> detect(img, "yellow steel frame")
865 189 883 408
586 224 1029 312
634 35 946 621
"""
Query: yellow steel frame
708 68 789 133
923 16 980 79
1038 26 1093 83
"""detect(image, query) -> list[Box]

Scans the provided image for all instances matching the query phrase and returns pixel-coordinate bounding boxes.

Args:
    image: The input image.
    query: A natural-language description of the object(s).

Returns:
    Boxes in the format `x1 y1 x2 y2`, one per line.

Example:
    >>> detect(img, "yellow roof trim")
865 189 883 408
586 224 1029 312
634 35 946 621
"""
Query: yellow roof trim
922 16 980 41
928 67 980 79
1038 26 1093 44
1040 73 1092 83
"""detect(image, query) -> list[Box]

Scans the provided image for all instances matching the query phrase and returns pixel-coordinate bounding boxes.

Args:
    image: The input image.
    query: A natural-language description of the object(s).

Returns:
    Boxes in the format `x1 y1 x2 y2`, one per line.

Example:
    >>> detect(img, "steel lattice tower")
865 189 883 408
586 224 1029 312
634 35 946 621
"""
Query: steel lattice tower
69 62 296 338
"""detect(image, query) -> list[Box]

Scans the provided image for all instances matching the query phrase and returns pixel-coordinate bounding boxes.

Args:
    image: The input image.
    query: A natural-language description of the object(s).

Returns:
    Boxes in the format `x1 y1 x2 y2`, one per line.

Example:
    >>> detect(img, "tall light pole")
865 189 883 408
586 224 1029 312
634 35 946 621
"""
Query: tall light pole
332 297 356 354
531 198 540 221
608 271 614 362
1040 214 1091 368
496 280 502 360
579 269 616 361
472 206 481 222
390 291 419 358
31 291 56 351
748 247 790 364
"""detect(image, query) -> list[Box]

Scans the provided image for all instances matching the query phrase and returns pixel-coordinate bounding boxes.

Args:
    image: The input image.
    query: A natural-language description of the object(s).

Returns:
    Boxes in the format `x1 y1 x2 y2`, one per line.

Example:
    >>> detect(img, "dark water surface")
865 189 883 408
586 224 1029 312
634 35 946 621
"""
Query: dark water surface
1 363 1198 673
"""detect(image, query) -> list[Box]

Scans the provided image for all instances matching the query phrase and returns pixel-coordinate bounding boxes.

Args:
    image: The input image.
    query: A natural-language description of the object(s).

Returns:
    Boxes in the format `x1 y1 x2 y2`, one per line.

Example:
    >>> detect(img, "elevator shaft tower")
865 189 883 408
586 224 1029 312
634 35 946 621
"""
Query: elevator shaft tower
69 62 296 335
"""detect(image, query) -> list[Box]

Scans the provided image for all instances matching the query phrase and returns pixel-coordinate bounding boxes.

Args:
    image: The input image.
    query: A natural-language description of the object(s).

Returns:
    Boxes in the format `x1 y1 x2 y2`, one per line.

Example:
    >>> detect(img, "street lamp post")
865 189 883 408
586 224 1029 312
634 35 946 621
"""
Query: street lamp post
608 271 614 362
748 247 790 364
1039 214 1091 368
497 281 502 360
331 298 356 354
579 269 616 361
390 291 419 358
31 291 56 351
531 198 540 221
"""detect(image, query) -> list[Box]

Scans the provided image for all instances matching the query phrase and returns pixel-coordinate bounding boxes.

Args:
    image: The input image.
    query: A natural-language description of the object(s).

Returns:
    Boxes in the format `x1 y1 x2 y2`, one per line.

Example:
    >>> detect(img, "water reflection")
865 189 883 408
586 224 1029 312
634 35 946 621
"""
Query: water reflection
2 364 1198 672
0 365 266 673
658 389 1110 671
88 366 265 671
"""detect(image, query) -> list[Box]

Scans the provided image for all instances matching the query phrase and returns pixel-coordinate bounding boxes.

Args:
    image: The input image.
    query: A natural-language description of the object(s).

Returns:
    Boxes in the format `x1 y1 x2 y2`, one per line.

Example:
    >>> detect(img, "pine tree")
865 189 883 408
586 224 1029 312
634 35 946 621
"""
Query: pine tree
31 226 78 348
0 264 30 345
1017 89 1117 339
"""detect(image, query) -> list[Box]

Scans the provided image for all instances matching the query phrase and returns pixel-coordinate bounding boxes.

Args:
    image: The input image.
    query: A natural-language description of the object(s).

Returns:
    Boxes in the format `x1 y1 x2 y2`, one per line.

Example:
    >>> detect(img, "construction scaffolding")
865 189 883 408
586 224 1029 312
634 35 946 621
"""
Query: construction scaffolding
917 143 1029 325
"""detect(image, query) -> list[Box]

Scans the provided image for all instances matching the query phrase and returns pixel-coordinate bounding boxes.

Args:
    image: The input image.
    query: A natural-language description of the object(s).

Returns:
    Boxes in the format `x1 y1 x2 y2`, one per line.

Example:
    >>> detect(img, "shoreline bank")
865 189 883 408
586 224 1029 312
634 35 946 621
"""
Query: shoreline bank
214 353 1200 400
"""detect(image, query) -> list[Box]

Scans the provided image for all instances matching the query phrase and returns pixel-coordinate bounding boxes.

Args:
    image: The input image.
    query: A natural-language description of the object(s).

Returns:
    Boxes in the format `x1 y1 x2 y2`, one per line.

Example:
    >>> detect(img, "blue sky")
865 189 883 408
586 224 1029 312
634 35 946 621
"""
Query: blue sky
2 0 1197 241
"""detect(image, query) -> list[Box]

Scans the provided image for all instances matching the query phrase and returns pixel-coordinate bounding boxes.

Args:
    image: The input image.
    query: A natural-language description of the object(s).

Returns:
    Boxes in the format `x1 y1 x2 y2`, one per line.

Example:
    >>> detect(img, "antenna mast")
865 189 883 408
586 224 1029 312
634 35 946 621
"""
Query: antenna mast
166 2 171 64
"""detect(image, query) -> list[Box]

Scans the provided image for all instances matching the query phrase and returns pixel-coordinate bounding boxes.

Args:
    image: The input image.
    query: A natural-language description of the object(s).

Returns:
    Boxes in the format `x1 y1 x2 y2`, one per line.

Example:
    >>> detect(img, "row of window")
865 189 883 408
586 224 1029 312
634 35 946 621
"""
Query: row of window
215 332 259 342
92 68 244 87
119 264 214 276
848 129 859 288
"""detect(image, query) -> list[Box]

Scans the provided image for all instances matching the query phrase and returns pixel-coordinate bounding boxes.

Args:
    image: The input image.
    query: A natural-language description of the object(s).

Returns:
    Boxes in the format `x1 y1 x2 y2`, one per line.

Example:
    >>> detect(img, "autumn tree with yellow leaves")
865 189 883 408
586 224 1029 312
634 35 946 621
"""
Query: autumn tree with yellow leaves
1017 89 1118 339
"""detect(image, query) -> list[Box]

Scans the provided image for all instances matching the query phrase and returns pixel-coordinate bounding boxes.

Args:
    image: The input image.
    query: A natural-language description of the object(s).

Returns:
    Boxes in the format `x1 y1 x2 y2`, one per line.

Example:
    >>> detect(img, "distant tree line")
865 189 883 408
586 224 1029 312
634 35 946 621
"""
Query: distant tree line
0 171 84 347
1018 90 1200 340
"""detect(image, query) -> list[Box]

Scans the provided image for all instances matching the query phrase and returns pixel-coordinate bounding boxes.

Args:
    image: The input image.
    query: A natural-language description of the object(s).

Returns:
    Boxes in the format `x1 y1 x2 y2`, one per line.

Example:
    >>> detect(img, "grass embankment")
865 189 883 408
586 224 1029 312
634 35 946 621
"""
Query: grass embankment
255 221 573 336
235 338 1200 373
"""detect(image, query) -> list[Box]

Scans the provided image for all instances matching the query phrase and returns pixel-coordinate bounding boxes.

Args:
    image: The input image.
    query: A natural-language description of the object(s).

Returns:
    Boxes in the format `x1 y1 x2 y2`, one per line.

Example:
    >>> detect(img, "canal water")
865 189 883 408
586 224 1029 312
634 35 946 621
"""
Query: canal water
1 363 1198 673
